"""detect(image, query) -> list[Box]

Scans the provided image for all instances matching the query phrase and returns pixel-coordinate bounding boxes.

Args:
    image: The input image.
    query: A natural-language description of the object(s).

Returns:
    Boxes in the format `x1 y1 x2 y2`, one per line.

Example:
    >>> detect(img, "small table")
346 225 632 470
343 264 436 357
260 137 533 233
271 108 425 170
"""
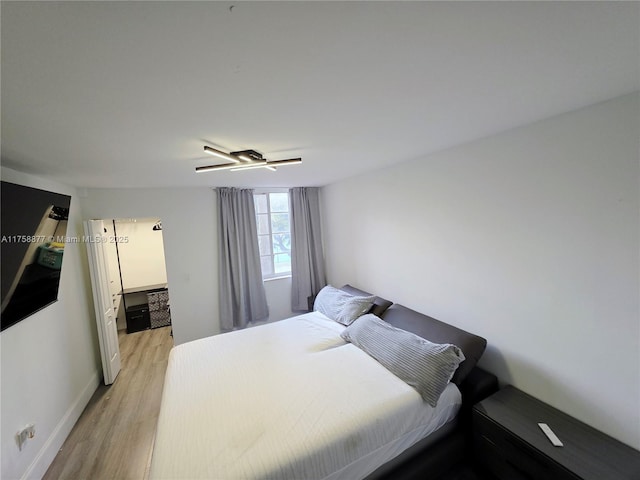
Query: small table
472 385 640 480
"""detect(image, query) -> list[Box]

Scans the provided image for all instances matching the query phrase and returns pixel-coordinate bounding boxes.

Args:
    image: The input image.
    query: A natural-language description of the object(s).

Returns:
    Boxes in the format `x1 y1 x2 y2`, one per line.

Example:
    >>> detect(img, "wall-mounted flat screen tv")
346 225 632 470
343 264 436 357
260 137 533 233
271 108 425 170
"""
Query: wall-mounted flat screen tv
1 181 72 331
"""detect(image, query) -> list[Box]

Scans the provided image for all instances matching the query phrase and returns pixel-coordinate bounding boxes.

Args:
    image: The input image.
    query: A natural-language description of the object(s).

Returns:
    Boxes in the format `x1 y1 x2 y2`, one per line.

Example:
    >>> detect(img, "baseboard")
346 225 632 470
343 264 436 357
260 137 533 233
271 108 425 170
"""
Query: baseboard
21 370 101 480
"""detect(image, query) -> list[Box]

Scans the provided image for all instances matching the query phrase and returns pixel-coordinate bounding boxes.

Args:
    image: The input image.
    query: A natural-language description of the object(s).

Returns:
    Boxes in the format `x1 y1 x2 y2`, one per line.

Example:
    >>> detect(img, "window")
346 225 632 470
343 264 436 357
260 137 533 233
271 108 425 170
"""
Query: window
254 192 291 278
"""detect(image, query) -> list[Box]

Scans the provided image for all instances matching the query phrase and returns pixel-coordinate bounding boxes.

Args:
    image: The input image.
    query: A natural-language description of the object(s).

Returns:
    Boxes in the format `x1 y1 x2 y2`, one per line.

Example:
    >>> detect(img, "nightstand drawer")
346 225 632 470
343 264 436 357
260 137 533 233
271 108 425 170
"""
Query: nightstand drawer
474 409 579 480
475 429 530 480
472 386 640 480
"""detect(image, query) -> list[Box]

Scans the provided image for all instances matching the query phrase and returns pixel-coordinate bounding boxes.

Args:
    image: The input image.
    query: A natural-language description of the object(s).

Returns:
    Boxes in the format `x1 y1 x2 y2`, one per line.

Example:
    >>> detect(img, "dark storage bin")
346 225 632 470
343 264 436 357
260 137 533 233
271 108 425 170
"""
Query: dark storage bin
150 309 171 329
126 304 150 333
147 289 171 329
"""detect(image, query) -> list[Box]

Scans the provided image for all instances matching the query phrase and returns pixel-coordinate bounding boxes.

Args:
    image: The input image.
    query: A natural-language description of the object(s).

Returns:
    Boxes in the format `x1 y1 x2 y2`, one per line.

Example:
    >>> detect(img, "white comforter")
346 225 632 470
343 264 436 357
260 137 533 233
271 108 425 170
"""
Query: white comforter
150 312 461 480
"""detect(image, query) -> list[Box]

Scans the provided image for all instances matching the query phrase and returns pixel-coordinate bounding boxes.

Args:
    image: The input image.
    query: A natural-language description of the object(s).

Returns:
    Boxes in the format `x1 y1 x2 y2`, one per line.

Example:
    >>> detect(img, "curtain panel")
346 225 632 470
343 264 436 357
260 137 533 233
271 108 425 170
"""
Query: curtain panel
216 187 269 331
289 187 327 311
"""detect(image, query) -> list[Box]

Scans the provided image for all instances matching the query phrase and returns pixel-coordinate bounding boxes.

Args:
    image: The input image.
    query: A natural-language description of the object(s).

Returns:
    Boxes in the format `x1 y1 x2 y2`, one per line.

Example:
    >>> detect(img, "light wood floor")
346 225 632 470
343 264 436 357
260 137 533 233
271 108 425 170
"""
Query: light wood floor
43 326 174 480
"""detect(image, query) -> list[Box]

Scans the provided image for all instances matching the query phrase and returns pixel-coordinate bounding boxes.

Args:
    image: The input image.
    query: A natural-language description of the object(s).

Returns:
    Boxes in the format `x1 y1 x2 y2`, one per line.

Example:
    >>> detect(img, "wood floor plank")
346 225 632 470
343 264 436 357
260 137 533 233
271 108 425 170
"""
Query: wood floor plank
43 327 173 480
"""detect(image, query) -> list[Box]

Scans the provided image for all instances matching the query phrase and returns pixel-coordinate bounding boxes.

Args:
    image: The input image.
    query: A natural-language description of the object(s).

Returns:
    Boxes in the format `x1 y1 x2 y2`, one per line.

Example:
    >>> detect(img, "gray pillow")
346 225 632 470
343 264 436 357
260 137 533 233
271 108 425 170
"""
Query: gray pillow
340 284 393 317
314 285 375 326
341 314 465 407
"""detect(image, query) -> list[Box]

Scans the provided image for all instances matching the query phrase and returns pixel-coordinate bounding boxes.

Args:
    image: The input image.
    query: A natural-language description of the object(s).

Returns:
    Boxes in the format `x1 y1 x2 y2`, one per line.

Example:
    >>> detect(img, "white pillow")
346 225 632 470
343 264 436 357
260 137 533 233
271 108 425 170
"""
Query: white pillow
314 285 375 326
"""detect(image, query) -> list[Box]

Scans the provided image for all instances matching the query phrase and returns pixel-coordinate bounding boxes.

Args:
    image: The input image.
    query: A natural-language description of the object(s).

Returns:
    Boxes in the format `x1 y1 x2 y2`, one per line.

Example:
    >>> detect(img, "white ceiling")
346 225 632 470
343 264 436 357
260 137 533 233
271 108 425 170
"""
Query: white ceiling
2 1 639 189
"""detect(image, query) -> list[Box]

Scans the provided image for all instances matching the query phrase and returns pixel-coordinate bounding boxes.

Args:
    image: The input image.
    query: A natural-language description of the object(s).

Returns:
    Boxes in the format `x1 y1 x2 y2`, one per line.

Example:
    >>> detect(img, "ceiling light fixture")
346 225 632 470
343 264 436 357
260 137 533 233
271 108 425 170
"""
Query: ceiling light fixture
197 147 302 173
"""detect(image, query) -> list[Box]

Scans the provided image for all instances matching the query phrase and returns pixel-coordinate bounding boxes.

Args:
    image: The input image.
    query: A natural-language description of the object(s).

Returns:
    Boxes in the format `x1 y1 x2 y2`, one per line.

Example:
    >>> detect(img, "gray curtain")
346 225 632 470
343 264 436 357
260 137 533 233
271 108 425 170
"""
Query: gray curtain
289 187 326 311
216 188 269 331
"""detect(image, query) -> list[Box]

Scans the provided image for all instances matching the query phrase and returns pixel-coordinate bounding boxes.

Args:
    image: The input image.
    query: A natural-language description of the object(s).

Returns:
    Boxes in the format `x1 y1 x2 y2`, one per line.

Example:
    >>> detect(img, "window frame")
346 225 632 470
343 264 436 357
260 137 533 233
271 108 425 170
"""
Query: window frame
254 189 292 280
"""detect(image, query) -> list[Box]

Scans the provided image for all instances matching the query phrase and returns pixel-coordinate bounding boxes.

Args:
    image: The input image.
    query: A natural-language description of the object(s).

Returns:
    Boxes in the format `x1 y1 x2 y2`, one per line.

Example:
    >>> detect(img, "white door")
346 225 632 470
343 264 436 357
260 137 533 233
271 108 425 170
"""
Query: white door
84 220 121 385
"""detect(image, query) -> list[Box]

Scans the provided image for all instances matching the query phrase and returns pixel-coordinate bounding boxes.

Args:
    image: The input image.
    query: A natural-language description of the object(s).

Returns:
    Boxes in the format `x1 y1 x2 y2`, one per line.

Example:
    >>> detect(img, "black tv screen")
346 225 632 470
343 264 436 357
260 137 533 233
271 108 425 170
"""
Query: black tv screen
1 181 72 331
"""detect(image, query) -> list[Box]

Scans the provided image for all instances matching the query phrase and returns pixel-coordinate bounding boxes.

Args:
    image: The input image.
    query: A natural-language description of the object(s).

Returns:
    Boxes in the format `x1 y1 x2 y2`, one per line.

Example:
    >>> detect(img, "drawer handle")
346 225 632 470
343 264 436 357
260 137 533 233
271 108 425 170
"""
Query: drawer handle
505 438 551 476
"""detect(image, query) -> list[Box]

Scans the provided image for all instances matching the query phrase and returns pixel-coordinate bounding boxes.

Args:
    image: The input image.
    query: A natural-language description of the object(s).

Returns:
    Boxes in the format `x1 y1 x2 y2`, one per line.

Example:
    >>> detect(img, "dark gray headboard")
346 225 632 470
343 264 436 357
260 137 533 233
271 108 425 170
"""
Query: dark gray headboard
381 304 487 386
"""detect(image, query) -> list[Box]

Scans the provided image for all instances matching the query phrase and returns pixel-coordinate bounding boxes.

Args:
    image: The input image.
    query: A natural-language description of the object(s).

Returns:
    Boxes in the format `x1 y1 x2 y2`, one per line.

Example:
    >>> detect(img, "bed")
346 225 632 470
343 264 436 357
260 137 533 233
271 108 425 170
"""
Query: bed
150 285 498 480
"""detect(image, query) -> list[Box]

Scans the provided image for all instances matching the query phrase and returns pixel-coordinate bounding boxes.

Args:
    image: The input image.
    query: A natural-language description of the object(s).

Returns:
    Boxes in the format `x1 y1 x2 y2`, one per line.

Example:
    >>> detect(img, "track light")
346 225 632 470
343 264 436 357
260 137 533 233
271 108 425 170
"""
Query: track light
197 147 302 173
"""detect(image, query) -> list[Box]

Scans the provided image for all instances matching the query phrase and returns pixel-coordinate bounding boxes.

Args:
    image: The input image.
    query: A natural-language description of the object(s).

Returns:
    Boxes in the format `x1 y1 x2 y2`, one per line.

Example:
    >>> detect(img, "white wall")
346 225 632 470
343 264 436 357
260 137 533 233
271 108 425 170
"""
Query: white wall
321 93 640 449
81 188 218 345
264 276 295 322
114 218 168 290
0 168 101 480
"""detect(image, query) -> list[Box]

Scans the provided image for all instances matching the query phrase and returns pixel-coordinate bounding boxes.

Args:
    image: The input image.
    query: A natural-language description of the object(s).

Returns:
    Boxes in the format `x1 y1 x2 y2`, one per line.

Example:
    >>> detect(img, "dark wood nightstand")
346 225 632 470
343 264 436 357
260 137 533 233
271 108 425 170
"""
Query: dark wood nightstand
472 385 640 480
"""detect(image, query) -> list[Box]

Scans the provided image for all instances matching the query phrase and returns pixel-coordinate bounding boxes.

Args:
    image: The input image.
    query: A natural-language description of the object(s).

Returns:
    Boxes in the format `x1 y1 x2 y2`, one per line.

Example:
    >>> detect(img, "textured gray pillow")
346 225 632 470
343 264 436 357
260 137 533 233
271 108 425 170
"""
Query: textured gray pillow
341 314 465 407
314 285 375 325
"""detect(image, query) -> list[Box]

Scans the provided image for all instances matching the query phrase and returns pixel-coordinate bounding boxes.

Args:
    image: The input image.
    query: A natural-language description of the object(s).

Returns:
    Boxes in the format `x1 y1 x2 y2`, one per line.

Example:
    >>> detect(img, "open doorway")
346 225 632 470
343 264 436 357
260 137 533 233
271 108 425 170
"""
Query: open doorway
103 217 172 335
